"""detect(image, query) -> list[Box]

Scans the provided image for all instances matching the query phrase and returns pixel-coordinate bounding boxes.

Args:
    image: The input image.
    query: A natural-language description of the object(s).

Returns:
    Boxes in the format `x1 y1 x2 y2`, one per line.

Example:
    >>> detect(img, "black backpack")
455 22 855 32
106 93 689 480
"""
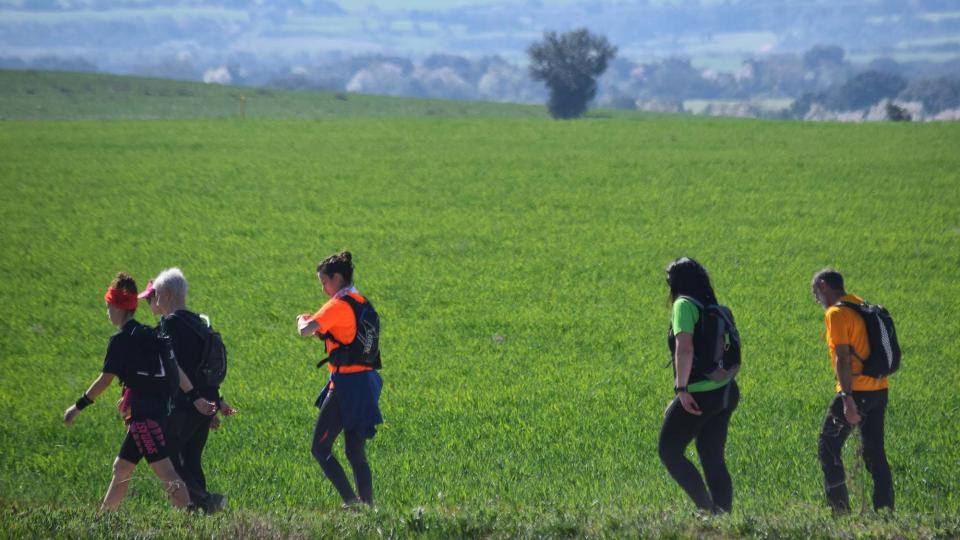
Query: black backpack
667 296 741 380
126 323 180 397
179 314 229 387
837 300 901 378
317 295 381 370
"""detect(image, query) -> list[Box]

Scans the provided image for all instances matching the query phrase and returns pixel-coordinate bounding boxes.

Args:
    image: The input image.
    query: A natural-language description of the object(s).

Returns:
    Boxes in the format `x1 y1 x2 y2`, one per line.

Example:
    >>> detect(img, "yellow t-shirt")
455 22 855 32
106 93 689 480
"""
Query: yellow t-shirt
824 293 889 392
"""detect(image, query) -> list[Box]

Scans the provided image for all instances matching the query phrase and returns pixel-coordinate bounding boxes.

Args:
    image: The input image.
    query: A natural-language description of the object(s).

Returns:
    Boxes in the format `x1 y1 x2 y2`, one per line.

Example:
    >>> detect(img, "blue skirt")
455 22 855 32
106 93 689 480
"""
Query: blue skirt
315 370 384 439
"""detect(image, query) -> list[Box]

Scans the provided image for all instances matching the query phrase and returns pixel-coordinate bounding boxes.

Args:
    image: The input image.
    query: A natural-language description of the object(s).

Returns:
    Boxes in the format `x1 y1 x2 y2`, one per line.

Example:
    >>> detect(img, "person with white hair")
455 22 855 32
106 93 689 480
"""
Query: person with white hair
153 267 234 514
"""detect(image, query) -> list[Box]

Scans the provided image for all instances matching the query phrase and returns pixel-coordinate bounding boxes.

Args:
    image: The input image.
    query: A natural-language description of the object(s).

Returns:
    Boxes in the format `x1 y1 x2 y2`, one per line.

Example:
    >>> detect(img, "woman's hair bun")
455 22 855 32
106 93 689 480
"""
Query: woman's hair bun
110 272 138 294
317 250 355 283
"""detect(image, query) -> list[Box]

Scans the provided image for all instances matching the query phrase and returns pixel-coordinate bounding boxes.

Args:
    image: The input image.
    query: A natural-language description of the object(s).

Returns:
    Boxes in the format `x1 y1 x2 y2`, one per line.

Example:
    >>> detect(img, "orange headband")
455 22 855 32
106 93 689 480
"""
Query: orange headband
104 288 138 311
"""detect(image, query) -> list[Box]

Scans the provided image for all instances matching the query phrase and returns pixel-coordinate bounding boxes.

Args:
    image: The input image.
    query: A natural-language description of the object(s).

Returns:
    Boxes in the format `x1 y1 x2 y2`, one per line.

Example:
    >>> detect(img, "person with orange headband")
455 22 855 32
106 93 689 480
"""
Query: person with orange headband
297 251 383 508
63 272 214 511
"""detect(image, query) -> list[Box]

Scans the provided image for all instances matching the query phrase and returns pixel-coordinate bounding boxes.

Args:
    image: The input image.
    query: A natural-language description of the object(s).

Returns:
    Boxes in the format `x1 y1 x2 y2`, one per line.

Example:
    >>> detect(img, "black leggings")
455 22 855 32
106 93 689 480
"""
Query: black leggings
818 389 894 513
166 403 213 506
312 390 373 504
658 380 740 513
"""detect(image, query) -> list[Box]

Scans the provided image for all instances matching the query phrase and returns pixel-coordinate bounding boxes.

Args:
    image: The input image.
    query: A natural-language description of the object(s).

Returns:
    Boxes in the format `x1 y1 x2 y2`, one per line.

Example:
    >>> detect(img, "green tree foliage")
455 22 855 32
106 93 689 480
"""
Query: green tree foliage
885 102 911 122
528 28 617 119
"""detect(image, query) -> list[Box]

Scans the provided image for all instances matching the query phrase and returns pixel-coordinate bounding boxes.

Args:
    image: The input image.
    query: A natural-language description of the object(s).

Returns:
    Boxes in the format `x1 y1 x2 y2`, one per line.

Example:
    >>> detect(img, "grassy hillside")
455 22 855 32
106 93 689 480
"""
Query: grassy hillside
0 70 559 120
1 106 959 537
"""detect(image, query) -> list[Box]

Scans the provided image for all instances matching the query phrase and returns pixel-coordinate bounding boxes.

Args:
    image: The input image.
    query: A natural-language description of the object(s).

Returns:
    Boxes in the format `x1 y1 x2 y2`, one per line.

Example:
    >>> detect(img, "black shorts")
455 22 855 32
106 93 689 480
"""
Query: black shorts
118 418 170 464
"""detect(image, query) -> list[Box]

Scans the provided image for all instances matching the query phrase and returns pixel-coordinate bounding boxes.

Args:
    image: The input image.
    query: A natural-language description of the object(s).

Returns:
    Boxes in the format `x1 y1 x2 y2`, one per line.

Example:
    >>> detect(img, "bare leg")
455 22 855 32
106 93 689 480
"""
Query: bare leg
148 458 191 509
100 458 136 512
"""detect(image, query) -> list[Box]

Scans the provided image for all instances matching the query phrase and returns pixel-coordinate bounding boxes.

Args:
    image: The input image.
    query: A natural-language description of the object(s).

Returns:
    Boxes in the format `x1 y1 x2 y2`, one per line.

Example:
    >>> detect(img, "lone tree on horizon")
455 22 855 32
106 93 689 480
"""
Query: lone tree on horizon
528 28 617 119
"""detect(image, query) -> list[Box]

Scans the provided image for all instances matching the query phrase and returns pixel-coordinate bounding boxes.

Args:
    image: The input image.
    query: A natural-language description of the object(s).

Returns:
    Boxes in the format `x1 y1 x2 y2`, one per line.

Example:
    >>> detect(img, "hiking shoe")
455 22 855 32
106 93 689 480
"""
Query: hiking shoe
205 493 228 514
340 500 364 513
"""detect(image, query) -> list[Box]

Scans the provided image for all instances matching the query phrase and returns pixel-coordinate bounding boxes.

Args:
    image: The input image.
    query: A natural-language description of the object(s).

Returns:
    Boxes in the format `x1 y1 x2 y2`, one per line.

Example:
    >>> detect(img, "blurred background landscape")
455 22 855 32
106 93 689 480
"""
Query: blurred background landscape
2 0 959 119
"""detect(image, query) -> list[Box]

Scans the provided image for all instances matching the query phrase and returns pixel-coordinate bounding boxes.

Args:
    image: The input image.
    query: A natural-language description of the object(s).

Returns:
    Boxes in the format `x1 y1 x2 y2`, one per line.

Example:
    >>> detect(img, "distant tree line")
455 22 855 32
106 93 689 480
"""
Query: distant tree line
788 72 960 118
4 43 960 120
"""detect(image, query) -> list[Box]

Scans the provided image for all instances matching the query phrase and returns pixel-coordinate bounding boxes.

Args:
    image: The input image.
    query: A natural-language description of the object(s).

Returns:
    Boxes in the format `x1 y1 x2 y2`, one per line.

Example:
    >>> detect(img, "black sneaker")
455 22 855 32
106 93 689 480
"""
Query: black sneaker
204 493 228 514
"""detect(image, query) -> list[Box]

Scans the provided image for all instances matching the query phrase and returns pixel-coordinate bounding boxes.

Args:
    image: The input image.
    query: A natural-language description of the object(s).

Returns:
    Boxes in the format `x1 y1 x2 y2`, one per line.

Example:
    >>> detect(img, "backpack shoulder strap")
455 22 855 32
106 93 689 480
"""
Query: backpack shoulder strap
168 312 212 339
677 295 703 310
709 304 736 328
339 294 372 312
833 301 867 361
317 296 357 346
340 294 359 311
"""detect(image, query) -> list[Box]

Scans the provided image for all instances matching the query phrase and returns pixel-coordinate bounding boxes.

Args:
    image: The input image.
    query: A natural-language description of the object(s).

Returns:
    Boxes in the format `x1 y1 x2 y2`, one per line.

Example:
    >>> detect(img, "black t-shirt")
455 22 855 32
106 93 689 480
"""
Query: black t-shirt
161 310 220 402
102 319 170 418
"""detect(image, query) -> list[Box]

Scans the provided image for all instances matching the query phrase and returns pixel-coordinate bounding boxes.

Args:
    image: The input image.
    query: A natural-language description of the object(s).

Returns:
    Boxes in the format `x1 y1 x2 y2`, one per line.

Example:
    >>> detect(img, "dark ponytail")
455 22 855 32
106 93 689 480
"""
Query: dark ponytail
317 251 354 284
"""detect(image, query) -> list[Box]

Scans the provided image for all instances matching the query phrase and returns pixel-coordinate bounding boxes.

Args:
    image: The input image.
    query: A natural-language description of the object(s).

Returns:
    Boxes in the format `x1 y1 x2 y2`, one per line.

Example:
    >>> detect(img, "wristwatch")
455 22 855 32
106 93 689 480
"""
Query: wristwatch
839 391 850 398
674 385 688 394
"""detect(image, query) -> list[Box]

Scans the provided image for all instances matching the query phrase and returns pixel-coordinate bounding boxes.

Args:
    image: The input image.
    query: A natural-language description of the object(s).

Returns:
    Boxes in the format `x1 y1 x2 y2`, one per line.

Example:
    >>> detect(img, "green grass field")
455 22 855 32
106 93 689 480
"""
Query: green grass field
0 70 555 121
1 71 959 538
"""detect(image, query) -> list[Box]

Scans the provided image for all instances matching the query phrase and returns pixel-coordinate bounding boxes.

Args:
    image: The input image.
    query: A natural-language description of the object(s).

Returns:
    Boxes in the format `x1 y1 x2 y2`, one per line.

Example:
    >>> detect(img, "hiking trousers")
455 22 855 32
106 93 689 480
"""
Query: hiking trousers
166 402 214 508
818 389 894 513
658 380 740 513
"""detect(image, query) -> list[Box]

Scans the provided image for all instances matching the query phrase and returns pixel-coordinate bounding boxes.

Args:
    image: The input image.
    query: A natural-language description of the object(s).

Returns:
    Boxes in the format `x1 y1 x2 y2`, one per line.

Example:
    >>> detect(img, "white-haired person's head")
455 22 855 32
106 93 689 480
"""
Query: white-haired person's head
153 267 188 314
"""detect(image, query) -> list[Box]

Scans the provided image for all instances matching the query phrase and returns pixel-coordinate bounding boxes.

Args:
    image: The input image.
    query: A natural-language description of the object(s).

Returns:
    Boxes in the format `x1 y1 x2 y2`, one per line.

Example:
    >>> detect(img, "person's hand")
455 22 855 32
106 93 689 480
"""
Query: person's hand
193 398 217 416
209 415 221 430
64 405 80 426
297 314 313 333
219 400 237 417
678 392 702 416
843 396 860 425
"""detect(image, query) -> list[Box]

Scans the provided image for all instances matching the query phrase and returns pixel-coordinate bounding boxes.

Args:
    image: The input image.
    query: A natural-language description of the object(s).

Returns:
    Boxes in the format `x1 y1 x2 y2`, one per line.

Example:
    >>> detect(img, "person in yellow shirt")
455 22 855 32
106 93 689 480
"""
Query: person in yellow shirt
812 268 893 514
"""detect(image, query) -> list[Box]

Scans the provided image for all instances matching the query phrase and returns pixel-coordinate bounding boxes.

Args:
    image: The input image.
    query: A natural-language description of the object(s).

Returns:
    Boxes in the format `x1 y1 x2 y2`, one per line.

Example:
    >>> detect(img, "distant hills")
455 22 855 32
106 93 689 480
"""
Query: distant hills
0 69 562 120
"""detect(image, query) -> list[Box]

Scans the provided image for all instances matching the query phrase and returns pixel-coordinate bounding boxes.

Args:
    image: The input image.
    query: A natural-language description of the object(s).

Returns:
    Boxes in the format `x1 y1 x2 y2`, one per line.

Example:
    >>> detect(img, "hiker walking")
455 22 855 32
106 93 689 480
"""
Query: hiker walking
151 267 233 514
297 251 383 508
811 268 896 514
62 272 194 511
658 257 741 514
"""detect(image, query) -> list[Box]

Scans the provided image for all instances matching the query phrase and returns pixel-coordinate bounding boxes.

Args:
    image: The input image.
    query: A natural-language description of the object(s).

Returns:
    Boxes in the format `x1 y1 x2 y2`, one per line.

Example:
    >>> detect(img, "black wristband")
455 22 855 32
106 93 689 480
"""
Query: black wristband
75 394 94 410
674 386 688 394
186 388 201 402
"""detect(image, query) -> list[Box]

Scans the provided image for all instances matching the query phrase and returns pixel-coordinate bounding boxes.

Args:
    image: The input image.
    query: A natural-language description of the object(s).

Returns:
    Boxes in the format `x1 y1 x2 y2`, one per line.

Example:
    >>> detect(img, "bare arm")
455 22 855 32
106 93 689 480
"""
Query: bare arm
672 332 702 415
834 345 855 395
674 332 694 389
178 364 195 392
834 345 860 425
84 372 117 402
178 363 217 416
63 372 116 425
